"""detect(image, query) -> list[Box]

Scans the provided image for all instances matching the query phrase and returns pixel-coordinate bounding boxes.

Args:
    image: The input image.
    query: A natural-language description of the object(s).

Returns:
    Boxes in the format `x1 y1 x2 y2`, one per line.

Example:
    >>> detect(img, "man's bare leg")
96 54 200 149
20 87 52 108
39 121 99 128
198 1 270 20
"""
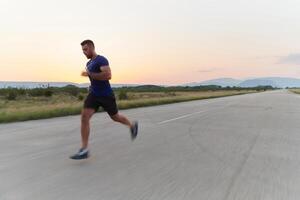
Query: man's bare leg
110 112 133 128
81 108 95 149
70 108 95 160
110 112 138 140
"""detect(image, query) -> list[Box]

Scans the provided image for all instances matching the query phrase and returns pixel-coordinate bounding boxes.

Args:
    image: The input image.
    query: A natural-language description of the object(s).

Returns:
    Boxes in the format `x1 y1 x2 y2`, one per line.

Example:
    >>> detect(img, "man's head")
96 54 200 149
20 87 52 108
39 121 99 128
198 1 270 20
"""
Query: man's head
81 39 95 59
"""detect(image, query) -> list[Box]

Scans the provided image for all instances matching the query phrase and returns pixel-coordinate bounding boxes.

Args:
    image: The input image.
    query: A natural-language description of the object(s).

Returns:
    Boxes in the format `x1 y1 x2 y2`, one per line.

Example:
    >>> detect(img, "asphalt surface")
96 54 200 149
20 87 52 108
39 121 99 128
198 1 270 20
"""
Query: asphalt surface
1 89 300 200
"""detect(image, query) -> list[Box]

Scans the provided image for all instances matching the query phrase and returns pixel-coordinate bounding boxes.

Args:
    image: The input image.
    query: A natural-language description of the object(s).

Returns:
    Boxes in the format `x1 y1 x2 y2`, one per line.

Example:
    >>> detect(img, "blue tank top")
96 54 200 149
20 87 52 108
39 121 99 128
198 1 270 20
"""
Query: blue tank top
86 55 113 97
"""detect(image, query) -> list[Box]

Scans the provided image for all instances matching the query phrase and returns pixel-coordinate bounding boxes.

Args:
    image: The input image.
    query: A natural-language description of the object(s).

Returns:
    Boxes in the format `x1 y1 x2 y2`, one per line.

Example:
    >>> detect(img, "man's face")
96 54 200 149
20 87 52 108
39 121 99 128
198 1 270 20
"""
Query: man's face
82 44 94 59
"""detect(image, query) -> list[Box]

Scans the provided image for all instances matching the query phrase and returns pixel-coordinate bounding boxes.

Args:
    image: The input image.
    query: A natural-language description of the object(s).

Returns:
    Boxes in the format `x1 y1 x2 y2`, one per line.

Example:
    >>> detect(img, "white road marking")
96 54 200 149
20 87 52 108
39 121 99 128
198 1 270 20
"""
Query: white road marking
157 110 206 124
157 100 234 125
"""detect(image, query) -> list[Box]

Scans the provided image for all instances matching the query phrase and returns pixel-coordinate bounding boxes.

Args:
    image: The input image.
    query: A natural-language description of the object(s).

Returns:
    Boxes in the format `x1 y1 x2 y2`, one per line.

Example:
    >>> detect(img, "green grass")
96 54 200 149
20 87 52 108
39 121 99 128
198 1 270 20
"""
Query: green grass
0 106 81 123
0 90 262 123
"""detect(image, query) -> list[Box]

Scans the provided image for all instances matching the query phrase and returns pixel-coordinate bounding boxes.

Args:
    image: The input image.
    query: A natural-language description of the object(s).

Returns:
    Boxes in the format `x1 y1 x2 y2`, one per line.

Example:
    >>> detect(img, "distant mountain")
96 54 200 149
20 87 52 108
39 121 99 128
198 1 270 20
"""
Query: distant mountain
110 83 141 88
2 77 300 89
238 77 300 88
183 77 300 88
238 79 277 87
0 81 140 89
183 78 242 87
0 81 75 88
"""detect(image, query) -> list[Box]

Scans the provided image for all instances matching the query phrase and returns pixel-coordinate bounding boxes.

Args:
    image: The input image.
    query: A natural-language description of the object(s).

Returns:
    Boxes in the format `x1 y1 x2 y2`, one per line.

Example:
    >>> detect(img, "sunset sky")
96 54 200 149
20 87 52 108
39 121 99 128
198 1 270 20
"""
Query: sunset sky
1 0 300 85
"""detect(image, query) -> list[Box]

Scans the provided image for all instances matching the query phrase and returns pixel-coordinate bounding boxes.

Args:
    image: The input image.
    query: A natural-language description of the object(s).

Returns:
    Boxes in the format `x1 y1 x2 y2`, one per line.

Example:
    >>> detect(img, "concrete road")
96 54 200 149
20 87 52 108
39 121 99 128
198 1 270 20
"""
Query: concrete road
1 90 300 200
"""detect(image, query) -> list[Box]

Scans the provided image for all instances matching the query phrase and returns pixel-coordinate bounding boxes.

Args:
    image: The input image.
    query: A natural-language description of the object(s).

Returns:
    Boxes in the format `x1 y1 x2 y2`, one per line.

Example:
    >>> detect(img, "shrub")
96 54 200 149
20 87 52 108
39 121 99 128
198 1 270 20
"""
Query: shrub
78 94 84 101
28 88 46 96
44 90 53 97
63 85 80 96
118 90 128 100
6 91 17 100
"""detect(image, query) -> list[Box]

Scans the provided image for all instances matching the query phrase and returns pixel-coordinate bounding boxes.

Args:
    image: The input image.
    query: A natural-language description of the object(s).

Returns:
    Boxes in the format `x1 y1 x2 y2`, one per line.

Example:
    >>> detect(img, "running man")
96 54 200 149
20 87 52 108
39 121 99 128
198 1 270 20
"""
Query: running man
70 39 138 160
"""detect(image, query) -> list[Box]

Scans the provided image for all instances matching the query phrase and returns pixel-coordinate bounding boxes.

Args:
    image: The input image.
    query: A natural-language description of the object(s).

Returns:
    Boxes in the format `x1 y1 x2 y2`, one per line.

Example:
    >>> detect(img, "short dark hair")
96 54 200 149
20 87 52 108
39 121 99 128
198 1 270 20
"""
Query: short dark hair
81 39 94 47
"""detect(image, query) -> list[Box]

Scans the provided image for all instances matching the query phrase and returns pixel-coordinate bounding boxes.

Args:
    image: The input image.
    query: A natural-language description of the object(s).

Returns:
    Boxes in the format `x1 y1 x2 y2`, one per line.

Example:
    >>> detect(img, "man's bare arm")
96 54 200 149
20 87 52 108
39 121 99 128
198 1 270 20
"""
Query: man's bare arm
88 65 112 80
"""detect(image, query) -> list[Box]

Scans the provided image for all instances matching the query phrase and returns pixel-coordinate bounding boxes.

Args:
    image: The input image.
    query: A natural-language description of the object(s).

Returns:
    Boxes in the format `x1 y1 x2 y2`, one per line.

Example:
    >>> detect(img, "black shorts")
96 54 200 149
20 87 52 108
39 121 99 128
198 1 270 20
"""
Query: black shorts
83 92 118 116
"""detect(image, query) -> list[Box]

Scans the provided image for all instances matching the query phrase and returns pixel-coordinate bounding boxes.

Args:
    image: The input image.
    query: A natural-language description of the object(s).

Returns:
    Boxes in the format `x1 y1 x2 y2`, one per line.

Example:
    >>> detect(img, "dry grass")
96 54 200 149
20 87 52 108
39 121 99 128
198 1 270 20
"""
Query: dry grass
0 90 259 123
289 89 300 94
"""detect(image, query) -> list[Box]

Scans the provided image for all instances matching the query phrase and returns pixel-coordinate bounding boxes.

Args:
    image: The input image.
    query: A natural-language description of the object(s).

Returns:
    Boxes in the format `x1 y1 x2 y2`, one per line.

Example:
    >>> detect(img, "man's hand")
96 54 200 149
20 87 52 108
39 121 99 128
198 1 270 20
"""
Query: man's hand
81 71 89 77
